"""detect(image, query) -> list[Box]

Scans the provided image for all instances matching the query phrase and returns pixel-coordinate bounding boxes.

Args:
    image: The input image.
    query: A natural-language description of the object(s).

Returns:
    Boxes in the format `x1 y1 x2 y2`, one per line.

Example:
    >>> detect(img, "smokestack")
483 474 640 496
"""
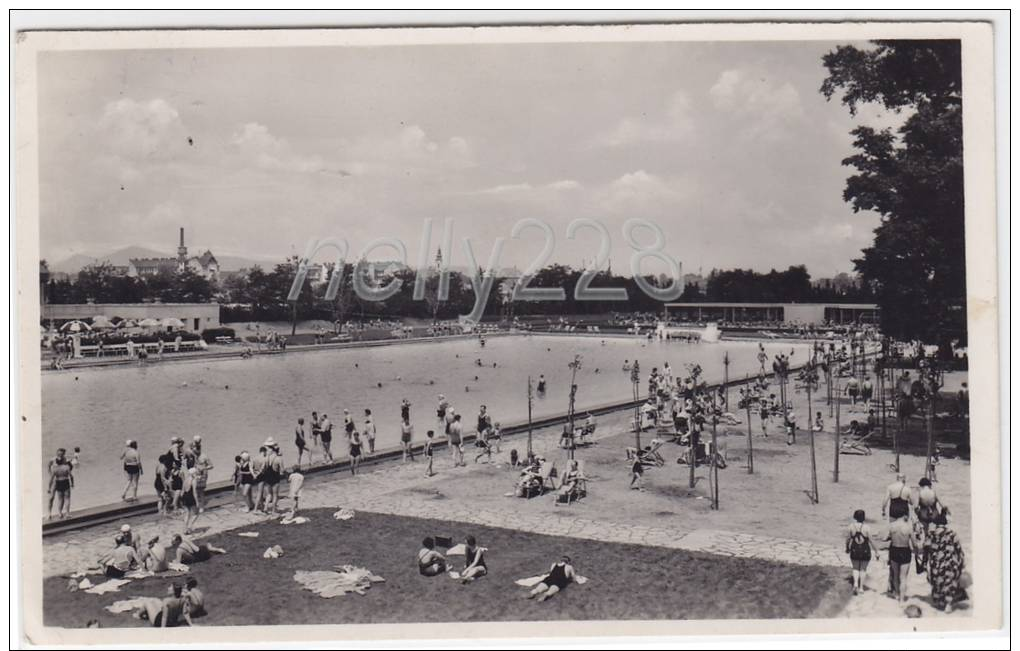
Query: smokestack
180 227 184 247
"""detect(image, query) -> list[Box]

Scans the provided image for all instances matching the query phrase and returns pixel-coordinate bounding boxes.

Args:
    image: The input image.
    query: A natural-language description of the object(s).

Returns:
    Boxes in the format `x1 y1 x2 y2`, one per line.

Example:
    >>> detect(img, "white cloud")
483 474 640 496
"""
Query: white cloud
709 69 804 139
597 170 689 211
592 91 694 147
98 98 188 159
472 179 581 196
232 122 349 176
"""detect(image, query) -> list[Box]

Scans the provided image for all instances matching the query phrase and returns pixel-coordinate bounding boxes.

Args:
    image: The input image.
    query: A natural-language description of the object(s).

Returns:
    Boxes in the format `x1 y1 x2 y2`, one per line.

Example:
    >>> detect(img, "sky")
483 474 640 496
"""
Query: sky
36 39 899 278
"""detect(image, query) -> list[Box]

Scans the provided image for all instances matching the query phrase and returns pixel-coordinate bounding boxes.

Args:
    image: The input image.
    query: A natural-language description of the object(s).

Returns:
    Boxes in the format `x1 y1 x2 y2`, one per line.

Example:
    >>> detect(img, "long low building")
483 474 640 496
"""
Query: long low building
41 302 221 332
663 302 879 326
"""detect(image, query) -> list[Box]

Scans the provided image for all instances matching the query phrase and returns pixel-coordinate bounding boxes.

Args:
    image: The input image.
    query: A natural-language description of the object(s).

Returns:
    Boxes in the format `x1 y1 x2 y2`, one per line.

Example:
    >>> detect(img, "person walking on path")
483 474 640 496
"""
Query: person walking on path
886 505 920 602
846 509 881 595
423 430 436 478
400 416 415 463
363 409 377 455
448 414 465 467
924 511 968 612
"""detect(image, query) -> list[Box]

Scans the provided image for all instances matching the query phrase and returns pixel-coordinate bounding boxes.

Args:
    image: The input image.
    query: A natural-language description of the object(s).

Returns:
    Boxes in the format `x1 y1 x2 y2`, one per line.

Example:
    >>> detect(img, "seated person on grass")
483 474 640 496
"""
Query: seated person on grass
183 577 206 621
417 537 447 577
101 535 140 579
172 534 227 565
144 536 170 573
459 535 487 584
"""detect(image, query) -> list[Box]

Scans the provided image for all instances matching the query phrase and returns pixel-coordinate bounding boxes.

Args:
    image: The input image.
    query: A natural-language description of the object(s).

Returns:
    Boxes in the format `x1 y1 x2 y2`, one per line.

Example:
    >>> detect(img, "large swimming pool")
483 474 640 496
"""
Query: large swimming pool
43 335 808 509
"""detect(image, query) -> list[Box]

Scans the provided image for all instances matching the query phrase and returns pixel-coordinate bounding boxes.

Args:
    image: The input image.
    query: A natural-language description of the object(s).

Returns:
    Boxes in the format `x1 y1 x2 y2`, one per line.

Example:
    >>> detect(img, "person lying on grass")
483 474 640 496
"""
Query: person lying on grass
132 583 187 627
526 556 576 602
172 534 227 565
459 535 487 584
417 537 447 577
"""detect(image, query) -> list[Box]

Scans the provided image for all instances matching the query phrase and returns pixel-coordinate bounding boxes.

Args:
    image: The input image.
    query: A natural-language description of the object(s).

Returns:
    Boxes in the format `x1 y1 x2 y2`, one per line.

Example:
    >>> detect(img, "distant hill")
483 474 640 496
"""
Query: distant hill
50 246 275 274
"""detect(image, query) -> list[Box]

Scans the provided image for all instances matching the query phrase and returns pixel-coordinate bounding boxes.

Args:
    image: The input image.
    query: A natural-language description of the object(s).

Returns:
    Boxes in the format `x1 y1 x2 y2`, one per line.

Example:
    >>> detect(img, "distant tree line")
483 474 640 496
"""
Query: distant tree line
42 258 872 324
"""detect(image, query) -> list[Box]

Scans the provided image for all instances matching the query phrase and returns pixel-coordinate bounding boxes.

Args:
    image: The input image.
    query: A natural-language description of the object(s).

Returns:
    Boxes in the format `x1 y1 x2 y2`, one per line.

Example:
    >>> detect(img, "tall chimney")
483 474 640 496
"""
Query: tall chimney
180 227 184 247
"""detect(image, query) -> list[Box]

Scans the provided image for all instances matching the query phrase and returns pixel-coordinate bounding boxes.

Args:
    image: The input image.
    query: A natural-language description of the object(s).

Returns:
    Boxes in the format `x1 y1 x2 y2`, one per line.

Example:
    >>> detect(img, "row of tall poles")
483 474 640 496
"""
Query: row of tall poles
522 337 939 511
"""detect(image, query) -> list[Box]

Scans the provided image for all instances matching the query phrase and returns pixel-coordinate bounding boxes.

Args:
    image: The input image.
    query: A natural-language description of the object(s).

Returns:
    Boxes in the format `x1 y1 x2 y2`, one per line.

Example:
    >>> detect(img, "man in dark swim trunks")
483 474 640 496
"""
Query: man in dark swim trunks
48 448 73 519
319 413 334 461
294 417 307 467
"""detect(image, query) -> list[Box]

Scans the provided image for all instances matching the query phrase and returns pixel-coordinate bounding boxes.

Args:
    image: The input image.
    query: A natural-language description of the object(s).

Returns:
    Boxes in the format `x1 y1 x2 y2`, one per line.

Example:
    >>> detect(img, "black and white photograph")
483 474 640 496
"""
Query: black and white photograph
12 16 1004 646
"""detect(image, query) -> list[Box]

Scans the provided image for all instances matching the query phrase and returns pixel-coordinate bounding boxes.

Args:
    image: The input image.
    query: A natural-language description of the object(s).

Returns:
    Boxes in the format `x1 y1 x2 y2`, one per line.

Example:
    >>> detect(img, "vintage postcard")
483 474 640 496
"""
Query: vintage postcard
13 20 1002 645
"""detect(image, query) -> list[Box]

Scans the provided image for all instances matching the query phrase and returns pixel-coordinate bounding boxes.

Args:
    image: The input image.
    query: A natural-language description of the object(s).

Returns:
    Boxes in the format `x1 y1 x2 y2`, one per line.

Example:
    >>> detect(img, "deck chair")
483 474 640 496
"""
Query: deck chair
839 427 874 456
556 461 588 505
574 422 597 446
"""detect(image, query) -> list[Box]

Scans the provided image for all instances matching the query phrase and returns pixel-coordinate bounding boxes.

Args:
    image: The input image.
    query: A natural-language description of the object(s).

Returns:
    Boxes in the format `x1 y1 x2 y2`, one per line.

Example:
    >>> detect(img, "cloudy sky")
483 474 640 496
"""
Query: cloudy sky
37 39 896 277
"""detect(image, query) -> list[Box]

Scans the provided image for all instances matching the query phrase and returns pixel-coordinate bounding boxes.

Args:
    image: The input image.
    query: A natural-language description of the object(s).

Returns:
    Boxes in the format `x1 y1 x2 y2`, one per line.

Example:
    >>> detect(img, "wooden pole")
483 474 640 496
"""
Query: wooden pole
833 372 841 483
745 386 754 475
808 378 818 502
723 352 730 410
526 376 534 458
631 361 641 453
710 416 720 510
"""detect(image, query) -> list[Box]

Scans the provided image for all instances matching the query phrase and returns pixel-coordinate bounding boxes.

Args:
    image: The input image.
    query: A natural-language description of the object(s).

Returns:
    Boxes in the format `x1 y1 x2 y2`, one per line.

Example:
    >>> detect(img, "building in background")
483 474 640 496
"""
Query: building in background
128 228 219 281
663 302 879 326
42 302 221 333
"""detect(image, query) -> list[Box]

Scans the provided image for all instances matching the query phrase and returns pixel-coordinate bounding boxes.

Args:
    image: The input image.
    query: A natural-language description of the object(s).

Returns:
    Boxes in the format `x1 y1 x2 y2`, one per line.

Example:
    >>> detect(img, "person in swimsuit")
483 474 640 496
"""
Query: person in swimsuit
192 437 213 512
417 537 447 577
168 438 185 512
887 510 919 602
401 398 411 423
236 451 256 512
101 534 140 578
536 375 547 394
400 416 415 463
48 449 73 519
133 583 187 628
183 577 206 623
181 467 201 533
145 536 170 573
263 440 283 512
172 534 226 565
343 409 355 439
319 414 334 461
120 440 142 502
915 478 943 533
448 414 465 467
309 411 321 460
294 417 307 468
460 535 487 584
348 431 362 475
527 556 576 601
423 430 436 478
363 409 377 455
251 446 268 513
882 473 914 521
846 509 881 595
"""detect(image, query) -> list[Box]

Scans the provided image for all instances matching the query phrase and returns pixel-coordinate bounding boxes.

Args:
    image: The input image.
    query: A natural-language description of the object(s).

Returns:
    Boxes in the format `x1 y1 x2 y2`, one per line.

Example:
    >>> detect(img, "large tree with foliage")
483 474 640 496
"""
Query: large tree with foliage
821 40 965 346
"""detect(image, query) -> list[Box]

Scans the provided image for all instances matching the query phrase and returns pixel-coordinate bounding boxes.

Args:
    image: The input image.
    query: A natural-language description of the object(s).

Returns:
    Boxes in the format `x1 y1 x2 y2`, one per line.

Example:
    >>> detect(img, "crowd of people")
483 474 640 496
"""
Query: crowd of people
845 473 967 612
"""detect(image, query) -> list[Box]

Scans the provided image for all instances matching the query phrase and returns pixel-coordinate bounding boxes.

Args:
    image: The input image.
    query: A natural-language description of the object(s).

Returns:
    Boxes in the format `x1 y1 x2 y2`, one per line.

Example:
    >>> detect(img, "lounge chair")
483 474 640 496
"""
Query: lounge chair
556 461 588 505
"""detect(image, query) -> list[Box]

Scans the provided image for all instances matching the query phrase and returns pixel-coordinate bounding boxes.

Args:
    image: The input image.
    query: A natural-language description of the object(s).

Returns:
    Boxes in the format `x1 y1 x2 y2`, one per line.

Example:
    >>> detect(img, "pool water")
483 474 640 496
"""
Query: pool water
42 335 808 509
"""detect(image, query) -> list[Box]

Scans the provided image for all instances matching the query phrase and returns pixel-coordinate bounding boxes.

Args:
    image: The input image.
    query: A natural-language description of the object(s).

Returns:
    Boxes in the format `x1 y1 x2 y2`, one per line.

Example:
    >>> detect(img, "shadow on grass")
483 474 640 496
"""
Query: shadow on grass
45 509 851 628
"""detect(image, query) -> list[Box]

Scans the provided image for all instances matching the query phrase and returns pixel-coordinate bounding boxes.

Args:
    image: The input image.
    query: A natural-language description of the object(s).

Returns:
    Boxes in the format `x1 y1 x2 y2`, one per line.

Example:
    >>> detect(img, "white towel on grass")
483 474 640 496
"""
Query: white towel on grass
105 596 152 614
85 578 131 595
332 508 355 520
238 531 260 538
294 565 385 598
281 515 309 525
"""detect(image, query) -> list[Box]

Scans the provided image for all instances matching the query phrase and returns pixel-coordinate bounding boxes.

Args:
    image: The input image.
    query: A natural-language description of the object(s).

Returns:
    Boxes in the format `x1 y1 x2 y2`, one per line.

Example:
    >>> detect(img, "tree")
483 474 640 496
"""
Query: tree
821 40 965 346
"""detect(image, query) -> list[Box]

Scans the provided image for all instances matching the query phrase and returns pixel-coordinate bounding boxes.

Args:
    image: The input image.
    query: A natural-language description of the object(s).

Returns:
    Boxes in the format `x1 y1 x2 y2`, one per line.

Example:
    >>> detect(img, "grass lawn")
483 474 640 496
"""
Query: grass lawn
45 509 850 628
